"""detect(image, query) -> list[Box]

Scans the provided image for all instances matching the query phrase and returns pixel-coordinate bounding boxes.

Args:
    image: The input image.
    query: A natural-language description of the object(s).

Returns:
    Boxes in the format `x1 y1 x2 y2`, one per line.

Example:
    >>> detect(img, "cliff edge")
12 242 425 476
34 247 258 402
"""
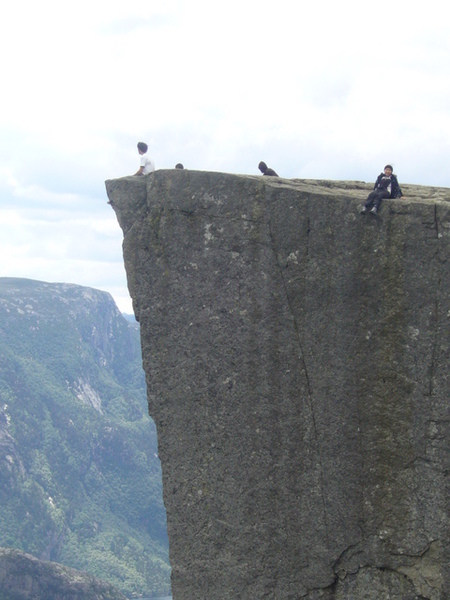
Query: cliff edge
106 170 449 600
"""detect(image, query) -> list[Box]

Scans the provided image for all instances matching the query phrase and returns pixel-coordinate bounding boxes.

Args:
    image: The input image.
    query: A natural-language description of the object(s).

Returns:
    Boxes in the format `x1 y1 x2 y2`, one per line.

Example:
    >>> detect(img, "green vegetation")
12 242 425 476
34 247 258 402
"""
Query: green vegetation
0 278 171 597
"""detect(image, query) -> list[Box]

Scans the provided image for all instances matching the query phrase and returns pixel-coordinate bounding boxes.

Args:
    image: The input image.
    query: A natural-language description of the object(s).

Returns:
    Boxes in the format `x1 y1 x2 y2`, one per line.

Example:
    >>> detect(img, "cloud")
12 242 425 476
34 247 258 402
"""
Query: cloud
1 0 450 312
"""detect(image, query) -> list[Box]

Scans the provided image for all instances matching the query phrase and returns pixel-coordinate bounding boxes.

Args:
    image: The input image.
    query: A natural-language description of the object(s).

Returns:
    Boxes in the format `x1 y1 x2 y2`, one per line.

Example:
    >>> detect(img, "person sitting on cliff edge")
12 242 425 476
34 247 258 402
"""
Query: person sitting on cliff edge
360 164 404 215
258 161 279 177
133 142 155 176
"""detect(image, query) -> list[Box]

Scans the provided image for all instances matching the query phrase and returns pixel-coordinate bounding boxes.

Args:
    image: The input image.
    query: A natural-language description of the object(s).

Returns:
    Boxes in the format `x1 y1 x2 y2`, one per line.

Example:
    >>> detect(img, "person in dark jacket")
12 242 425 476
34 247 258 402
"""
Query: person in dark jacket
258 161 279 177
361 165 403 215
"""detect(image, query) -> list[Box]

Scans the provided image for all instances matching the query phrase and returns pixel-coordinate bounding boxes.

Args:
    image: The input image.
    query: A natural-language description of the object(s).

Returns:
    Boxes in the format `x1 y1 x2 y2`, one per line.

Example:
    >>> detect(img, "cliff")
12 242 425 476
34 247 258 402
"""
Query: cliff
0 278 170 597
106 170 450 600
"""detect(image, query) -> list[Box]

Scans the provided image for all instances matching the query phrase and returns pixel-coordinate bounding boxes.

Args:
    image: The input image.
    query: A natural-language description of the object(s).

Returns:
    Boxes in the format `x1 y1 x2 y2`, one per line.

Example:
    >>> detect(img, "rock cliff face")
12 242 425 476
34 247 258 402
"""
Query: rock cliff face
106 171 450 600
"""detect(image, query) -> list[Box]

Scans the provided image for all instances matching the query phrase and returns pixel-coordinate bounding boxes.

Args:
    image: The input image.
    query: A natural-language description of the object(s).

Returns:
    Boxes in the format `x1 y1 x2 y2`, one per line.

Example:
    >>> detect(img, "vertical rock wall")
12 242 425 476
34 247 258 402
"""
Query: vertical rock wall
106 171 449 600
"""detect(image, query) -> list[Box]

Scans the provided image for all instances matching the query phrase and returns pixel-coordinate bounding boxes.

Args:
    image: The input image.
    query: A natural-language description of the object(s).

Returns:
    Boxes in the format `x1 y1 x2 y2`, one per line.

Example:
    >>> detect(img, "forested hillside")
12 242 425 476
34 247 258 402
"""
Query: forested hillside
0 278 170 598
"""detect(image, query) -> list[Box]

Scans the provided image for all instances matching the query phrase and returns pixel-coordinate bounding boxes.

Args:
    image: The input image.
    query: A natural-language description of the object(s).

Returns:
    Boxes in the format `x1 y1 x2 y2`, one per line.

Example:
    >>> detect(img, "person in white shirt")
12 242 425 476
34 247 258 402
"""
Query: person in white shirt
134 142 155 176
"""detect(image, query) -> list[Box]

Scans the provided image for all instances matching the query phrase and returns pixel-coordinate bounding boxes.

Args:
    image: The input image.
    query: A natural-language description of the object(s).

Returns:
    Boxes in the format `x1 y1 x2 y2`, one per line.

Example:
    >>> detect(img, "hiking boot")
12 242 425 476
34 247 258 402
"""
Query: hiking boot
370 206 378 215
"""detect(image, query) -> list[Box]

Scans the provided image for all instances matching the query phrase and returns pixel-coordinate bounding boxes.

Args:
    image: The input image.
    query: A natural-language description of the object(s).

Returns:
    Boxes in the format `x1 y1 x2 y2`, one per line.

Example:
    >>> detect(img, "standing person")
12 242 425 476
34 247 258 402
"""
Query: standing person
361 165 403 215
133 142 155 176
258 161 279 177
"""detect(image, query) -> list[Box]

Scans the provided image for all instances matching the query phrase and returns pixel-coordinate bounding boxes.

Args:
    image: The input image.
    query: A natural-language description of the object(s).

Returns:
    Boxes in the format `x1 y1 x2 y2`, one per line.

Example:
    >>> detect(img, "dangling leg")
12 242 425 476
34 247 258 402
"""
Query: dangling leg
361 191 377 213
370 191 390 214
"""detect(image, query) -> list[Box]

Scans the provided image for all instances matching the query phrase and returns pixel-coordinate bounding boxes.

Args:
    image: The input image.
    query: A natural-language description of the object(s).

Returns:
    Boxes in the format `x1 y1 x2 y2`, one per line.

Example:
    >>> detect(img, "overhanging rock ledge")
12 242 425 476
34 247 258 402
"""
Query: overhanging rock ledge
106 170 449 600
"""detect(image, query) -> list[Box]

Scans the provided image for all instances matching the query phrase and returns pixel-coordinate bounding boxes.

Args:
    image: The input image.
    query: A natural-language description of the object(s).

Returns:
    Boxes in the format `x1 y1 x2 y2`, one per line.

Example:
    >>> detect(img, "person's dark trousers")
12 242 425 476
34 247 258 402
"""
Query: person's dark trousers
364 190 390 210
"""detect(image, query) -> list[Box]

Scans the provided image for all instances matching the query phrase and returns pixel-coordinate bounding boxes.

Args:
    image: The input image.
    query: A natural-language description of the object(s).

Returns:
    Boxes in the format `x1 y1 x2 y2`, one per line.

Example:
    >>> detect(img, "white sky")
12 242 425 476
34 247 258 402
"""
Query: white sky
1 0 449 313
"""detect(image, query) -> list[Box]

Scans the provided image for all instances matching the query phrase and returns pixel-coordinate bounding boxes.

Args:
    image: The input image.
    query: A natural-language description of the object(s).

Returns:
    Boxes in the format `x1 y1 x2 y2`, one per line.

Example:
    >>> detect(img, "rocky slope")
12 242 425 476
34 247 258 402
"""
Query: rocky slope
106 170 450 600
0 547 126 600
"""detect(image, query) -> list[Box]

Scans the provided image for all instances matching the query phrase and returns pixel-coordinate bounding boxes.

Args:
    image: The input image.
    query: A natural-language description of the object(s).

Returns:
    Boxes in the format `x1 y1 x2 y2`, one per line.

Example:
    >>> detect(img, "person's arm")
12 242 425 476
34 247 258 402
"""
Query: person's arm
374 174 381 190
133 166 145 176
392 176 404 198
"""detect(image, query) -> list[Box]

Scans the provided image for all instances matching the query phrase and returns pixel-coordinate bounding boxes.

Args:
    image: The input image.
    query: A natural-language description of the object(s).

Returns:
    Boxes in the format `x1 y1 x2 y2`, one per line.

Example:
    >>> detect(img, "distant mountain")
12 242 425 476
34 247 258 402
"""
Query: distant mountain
121 313 138 324
0 278 170 598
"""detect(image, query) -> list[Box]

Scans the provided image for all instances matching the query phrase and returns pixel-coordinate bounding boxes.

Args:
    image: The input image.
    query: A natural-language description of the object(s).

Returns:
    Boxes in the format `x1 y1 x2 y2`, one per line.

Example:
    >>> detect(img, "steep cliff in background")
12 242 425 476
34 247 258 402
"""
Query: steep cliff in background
106 171 449 600
0 278 170 597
